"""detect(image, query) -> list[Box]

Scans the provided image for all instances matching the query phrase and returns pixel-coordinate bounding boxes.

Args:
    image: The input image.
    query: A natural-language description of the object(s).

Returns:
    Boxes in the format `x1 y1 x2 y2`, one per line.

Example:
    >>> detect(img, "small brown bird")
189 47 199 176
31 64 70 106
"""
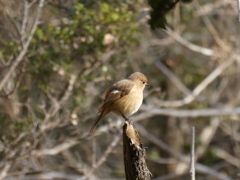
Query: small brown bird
89 72 148 135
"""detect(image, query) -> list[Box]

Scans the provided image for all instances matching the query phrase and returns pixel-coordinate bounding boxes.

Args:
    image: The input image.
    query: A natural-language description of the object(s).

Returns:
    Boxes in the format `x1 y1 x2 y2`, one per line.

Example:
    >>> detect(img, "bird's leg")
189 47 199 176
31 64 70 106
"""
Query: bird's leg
121 113 129 121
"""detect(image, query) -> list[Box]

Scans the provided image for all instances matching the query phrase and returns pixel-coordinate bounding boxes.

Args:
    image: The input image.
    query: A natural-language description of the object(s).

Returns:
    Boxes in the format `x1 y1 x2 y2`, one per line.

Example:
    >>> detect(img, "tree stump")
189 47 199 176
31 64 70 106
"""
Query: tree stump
123 121 152 180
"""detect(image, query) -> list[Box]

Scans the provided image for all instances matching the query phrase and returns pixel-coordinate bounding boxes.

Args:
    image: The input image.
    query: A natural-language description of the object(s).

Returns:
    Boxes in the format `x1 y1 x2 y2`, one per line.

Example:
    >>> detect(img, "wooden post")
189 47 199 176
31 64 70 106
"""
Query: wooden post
123 121 152 180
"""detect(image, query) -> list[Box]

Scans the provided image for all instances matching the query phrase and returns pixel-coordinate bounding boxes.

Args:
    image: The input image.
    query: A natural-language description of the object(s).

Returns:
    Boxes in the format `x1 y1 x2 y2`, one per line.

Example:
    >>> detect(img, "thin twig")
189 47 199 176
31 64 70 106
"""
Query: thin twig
82 134 121 180
4 171 84 180
91 106 240 137
6 15 21 41
135 106 240 119
91 134 121 170
0 161 12 180
0 55 6 66
154 173 187 180
0 149 22 180
0 0 45 92
196 117 219 158
20 0 29 45
238 0 240 22
193 0 229 50
190 127 195 180
212 147 239 167
42 73 77 126
32 139 79 157
155 56 236 107
153 56 190 96
150 51 223 107
197 1 233 16
165 27 215 56
0 61 27 97
136 124 233 180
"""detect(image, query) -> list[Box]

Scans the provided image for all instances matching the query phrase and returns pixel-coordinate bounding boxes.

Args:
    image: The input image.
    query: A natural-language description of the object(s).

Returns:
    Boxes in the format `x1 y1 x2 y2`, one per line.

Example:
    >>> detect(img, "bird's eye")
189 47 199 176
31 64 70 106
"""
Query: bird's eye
142 81 145 84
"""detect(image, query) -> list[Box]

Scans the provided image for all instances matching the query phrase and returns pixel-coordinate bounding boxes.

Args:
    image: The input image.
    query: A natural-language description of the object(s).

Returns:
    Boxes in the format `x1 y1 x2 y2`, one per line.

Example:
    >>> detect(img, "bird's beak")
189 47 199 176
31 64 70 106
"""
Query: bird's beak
146 83 149 87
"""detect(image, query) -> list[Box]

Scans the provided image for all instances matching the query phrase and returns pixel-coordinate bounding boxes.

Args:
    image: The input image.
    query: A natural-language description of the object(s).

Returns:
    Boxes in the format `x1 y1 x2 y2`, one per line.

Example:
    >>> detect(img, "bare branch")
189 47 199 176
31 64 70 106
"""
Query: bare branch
190 127 195 180
238 0 240 22
5 171 83 180
42 73 77 125
212 147 239 167
32 139 78 157
83 134 121 180
90 106 240 137
0 61 26 97
150 51 223 108
0 0 45 92
151 37 174 46
136 124 233 180
156 56 236 107
193 0 230 50
165 27 215 56
59 74 77 104
154 173 187 180
135 106 240 119
0 149 22 180
152 54 190 96
0 161 12 180
20 0 29 43
91 134 120 170
197 1 235 16
0 55 6 66
196 117 220 158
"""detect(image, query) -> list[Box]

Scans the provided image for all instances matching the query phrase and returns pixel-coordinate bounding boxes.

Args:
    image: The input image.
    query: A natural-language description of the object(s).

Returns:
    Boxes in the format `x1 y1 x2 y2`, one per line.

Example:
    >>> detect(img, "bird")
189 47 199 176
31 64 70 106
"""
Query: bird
89 72 148 135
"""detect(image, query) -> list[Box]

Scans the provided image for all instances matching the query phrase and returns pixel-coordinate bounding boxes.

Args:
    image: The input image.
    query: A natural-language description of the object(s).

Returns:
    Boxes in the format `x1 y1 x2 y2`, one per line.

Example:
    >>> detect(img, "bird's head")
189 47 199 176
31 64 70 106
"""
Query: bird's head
128 72 148 90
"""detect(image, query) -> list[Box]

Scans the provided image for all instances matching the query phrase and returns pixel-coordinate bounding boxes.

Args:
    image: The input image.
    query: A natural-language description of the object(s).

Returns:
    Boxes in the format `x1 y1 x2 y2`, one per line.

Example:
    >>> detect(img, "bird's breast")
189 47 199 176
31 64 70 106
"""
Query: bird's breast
112 89 143 116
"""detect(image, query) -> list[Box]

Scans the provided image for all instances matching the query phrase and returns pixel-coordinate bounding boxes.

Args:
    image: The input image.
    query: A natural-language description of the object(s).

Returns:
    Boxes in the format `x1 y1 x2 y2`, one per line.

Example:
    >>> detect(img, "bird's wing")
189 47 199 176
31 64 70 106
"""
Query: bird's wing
101 79 134 108
90 80 133 135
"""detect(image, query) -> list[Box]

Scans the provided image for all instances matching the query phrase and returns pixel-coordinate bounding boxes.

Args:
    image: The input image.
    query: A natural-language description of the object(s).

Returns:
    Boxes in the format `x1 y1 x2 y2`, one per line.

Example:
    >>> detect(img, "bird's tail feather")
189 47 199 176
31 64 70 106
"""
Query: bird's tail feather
89 109 108 135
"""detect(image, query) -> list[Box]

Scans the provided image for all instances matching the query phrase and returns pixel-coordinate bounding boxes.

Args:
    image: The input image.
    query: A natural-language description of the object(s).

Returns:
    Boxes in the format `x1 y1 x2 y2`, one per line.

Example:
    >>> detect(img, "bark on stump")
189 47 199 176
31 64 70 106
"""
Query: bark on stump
123 121 151 180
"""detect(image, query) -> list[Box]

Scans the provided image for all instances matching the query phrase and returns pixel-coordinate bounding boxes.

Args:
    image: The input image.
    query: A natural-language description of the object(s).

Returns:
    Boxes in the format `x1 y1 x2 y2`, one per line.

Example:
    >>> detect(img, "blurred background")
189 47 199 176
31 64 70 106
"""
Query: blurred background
0 0 239 179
